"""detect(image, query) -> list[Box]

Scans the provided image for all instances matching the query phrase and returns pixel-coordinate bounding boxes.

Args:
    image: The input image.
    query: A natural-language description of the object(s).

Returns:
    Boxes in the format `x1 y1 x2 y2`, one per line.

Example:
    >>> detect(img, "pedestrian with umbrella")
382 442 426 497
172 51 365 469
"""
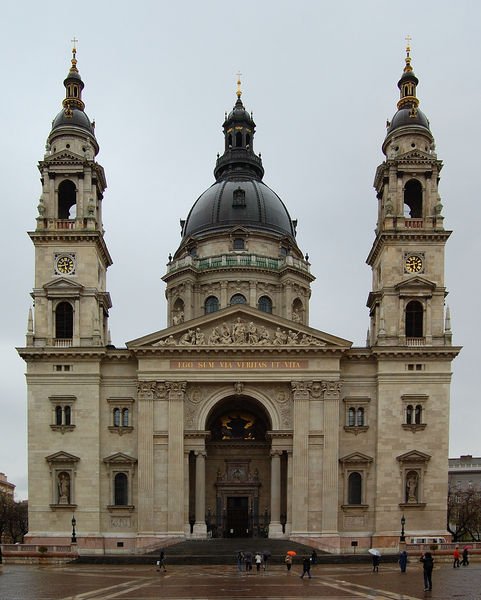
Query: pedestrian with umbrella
369 548 381 572
285 550 296 572
262 550 271 570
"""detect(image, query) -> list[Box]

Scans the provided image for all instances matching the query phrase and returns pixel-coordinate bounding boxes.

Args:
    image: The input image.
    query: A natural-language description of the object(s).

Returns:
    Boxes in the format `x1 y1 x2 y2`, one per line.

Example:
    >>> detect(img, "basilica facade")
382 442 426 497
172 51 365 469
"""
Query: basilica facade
18 44 460 554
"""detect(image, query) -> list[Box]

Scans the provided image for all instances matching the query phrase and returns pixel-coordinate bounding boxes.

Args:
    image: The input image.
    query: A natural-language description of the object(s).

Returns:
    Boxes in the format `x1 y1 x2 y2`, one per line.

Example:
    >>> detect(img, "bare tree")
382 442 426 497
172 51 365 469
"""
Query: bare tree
448 485 481 542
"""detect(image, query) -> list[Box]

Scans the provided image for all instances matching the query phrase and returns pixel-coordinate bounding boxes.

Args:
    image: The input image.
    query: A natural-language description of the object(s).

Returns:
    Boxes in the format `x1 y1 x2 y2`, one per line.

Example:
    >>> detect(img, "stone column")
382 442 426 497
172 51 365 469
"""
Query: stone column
166 381 186 534
184 283 193 321
249 280 256 307
193 450 207 537
321 381 341 535
184 450 191 536
286 450 293 535
137 381 156 534
220 282 227 309
291 382 310 534
269 450 283 537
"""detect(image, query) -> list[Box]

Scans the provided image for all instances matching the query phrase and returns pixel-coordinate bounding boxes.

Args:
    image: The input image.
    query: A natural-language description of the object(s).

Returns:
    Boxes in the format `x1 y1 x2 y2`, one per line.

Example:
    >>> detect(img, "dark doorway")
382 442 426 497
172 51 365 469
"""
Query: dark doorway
227 497 249 537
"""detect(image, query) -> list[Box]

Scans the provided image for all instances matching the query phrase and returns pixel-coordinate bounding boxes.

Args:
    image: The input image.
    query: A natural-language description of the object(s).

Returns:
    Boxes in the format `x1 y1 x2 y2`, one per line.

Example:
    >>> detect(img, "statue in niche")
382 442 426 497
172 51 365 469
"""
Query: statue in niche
58 472 70 504
173 308 184 325
292 308 301 323
406 471 418 503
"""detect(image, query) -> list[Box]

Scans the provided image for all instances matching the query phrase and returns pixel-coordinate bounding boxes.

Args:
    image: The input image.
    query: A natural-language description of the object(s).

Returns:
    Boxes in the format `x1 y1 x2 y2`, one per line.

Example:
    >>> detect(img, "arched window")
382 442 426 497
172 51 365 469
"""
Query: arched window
246 133 251 147
58 180 77 220
348 472 362 505
228 133 232 148
405 300 423 337
235 132 242 147
55 406 63 426
64 406 71 425
356 407 365 426
204 296 219 314
348 407 356 427
122 408 129 427
55 302 73 339
415 404 422 424
113 408 121 427
114 473 128 506
258 296 272 313
230 294 246 305
404 179 423 218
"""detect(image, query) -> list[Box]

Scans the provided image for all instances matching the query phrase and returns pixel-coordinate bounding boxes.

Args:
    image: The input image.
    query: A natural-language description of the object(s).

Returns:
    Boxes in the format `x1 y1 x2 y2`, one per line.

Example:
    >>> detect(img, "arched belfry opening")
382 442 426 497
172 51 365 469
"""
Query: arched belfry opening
403 179 423 218
190 395 284 538
58 179 77 220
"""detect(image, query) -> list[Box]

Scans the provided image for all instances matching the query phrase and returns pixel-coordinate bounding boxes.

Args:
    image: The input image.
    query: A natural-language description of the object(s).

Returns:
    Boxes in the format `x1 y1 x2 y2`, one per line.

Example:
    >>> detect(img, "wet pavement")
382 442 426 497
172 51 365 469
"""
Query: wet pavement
0 561 480 599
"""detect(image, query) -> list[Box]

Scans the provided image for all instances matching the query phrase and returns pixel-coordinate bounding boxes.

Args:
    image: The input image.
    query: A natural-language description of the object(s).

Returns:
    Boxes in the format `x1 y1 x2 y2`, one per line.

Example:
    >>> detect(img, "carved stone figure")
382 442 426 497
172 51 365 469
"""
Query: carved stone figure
58 472 70 504
173 309 184 325
406 472 418 503
233 317 246 343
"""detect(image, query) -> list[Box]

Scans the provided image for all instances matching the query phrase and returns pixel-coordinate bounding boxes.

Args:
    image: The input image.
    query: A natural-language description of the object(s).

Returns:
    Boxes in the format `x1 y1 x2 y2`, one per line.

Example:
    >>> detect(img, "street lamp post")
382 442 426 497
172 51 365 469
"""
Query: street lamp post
71 514 77 544
400 514 406 543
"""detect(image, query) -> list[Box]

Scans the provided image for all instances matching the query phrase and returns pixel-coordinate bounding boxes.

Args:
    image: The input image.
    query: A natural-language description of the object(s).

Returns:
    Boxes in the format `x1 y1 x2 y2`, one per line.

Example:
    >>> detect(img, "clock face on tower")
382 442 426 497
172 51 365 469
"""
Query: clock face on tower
55 254 75 275
404 254 424 274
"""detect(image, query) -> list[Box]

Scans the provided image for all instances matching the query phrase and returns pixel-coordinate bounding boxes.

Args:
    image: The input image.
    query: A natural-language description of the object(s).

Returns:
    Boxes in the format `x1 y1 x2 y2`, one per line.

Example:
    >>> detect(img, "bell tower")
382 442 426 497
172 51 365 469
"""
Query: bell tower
366 42 451 347
28 43 112 348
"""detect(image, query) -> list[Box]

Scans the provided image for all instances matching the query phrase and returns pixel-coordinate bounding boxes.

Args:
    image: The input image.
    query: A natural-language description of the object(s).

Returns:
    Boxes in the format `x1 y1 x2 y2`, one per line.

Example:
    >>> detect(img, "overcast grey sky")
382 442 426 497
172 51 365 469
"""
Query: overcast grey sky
1 1 480 499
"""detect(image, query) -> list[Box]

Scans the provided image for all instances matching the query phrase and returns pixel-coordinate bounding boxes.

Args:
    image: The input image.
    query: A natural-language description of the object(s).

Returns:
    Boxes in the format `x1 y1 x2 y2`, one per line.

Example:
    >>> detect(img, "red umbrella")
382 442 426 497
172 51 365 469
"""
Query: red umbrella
287 550 297 556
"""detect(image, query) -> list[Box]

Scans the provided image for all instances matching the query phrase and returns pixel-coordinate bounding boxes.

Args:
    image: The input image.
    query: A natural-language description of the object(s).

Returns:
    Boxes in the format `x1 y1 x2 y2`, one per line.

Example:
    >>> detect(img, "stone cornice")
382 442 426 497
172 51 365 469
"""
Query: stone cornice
28 230 113 267
366 230 451 266
130 345 347 357
370 346 461 360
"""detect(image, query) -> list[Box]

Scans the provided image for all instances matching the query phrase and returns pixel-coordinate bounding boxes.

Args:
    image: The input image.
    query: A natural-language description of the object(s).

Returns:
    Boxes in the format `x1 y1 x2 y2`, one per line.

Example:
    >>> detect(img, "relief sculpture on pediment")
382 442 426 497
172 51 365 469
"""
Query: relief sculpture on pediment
153 317 326 347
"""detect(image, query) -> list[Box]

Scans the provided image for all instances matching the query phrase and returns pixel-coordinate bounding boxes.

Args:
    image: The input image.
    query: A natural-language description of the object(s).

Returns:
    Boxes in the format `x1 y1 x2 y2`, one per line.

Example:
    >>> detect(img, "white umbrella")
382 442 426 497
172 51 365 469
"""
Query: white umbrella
368 548 381 556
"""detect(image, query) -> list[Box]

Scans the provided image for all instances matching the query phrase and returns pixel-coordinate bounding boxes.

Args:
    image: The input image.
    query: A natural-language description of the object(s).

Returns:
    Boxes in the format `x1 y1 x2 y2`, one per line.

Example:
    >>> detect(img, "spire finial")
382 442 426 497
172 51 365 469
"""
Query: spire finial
236 71 242 99
404 35 413 72
70 36 79 72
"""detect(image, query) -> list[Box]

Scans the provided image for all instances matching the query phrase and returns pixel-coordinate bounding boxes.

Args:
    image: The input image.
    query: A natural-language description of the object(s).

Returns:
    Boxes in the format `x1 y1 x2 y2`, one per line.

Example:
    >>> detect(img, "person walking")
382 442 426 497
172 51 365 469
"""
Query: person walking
285 553 293 572
311 549 318 565
300 555 312 579
461 546 469 566
372 554 380 572
157 549 166 572
236 551 244 572
399 550 408 573
453 546 460 568
244 551 253 572
420 551 434 592
262 551 270 570
255 552 262 572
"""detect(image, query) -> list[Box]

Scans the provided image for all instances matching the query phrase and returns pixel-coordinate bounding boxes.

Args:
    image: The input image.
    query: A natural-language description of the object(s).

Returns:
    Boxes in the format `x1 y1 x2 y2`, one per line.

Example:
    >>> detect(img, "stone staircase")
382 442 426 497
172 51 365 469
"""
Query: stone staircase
75 538 321 565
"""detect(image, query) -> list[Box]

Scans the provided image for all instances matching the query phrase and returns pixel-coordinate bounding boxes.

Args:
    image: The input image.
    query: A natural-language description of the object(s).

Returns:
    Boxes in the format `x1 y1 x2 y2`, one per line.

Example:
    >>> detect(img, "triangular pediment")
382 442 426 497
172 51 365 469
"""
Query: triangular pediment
44 278 83 290
127 305 352 349
103 452 137 465
46 149 85 164
397 148 435 162
45 451 80 464
395 276 436 294
339 452 373 465
228 225 250 235
396 450 431 464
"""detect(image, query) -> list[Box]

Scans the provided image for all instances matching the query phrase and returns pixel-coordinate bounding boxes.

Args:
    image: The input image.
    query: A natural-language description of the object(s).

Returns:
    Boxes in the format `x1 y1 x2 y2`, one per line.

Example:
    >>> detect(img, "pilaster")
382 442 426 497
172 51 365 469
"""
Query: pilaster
290 381 310 534
321 380 341 534
166 381 186 534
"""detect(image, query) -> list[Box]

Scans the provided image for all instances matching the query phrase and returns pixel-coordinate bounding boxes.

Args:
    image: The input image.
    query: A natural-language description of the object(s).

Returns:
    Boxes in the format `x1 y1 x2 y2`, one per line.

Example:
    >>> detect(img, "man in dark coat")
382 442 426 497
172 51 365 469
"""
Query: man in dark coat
300 555 312 579
420 551 434 591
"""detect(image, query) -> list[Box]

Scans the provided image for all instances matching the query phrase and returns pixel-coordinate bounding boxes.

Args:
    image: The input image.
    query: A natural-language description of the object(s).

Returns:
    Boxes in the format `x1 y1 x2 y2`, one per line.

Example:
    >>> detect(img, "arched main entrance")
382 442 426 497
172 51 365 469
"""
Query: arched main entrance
193 395 278 537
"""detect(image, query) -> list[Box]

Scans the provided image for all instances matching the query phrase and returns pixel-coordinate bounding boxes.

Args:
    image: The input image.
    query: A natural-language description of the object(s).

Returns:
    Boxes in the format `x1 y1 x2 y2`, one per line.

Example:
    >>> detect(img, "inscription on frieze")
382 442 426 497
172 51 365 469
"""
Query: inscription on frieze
171 359 308 370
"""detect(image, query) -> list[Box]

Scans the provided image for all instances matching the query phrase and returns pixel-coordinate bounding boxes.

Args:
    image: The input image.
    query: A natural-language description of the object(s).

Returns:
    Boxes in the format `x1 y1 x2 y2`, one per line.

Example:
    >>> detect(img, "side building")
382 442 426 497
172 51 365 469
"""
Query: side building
18 43 460 554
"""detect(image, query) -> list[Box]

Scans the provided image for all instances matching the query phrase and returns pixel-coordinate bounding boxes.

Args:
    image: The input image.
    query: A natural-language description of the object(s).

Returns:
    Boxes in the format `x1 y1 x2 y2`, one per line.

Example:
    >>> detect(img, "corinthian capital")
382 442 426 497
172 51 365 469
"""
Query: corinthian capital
321 380 342 399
